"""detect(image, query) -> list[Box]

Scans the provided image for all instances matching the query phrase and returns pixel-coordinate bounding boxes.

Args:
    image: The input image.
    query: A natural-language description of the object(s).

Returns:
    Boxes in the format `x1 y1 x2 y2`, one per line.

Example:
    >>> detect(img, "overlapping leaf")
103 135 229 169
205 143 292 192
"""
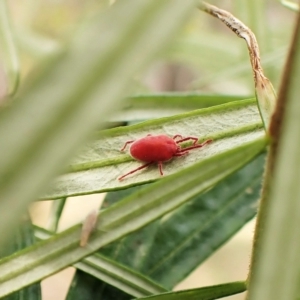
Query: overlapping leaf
68 151 264 298
0 136 266 298
2 215 41 300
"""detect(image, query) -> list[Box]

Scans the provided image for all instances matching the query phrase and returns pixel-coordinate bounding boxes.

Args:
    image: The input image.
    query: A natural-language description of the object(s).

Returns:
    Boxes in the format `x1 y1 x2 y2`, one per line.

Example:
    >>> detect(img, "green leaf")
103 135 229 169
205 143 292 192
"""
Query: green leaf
44 99 264 199
1 215 41 300
141 154 265 287
135 281 246 300
0 137 266 297
247 11 300 300
36 226 166 298
114 93 247 122
0 0 198 245
47 198 67 232
67 272 132 300
74 253 167 297
0 0 19 96
95 152 264 289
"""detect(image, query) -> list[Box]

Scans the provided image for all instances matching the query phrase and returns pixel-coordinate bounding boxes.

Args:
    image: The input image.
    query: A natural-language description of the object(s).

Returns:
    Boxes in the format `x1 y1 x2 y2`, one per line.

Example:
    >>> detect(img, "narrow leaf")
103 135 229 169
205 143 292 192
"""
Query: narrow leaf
114 93 247 122
36 226 166 298
45 99 264 199
135 281 246 300
247 10 300 300
97 153 264 288
1 215 41 300
141 154 265 287
67 272 132 300
0 0 19 96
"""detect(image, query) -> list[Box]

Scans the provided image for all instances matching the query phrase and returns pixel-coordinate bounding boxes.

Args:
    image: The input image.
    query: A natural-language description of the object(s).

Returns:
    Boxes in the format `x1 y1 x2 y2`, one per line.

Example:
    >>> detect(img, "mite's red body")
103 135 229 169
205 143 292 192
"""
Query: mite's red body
118 134 212 181
130 135 178 162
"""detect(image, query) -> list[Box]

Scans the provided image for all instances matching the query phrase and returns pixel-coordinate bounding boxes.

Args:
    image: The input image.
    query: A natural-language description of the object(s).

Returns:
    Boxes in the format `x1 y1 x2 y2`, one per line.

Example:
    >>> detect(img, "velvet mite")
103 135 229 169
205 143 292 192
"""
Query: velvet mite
118 134 212 181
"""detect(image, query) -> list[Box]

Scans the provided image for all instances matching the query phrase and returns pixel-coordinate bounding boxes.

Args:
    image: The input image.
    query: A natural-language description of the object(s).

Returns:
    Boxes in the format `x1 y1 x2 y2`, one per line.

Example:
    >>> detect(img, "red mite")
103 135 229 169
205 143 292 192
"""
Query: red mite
118 134 212 181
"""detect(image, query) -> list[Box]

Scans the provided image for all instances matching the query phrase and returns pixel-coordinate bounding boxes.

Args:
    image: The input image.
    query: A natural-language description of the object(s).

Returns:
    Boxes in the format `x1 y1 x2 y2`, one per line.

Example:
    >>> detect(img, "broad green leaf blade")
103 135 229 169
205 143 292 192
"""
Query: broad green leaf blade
135 281 246 300
113 93 248 122
1 215 41 300
97 153 264 288
67 272 132 300
0 0 198 245
247 11 300 300
0 0 19 97
36 226 166 298
0 138 266 297
45 99 264 199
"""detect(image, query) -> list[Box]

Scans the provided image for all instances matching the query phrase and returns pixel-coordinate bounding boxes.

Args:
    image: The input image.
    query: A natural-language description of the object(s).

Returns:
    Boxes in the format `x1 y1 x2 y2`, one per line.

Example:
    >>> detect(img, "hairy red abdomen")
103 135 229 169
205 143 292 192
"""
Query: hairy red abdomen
130 135 177 162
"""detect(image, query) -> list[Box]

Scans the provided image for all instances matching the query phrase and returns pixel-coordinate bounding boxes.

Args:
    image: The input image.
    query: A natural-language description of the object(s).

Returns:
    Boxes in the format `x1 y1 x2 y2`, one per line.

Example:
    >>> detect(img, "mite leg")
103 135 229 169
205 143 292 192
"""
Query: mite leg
174 151 189 157
175 136 198 145
120 140 135 151
118 162 152 181
158 161 164 176
172 134 184 141
177 139 213 153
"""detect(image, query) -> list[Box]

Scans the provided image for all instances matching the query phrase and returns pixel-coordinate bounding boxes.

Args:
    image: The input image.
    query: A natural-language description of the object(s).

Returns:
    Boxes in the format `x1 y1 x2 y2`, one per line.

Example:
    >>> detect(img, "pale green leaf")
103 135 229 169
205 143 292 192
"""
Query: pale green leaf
113 93 247 122
44 99 264 199
35 226 166 298
135 281 246 300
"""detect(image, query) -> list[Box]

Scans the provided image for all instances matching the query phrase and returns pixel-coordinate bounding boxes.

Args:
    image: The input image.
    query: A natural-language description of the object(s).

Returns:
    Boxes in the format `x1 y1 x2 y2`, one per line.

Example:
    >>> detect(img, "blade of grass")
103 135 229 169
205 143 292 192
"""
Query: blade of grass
44 99 264 199
113 93 247 122
135 281 246 300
